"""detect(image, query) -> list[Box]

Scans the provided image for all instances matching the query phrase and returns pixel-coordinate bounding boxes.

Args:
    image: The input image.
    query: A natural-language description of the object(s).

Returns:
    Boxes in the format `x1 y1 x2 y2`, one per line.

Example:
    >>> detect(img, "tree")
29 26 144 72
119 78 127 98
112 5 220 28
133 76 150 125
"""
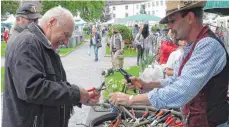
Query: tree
1 1 19 18
41 1 104 22
140 4 146 14
100 4 111 22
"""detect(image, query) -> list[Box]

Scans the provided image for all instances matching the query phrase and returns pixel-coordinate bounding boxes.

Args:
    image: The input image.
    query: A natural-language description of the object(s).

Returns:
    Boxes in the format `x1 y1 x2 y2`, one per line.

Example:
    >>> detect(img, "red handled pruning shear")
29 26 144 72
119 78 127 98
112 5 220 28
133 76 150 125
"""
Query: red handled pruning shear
87 82 105 99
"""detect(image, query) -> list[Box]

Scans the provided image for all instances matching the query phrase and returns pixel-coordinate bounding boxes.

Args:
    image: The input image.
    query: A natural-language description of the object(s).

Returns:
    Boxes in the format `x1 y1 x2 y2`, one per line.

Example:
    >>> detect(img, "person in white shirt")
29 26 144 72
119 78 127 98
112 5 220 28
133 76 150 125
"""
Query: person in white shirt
165 40 187 76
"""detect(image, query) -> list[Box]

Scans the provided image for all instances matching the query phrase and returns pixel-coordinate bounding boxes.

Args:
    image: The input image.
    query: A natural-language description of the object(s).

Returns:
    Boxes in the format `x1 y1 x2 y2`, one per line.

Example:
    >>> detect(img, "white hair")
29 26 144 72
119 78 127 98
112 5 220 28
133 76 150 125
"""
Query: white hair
38 6 74 27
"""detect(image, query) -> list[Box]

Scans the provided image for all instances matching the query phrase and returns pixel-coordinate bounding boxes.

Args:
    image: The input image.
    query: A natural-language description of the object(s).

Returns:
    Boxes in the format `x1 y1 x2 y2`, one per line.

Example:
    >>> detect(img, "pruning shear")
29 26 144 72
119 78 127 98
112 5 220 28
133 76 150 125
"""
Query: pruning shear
136 108 149 123
109 113 121 127
150 111 171 126
119 68 143 89
87 82 105 99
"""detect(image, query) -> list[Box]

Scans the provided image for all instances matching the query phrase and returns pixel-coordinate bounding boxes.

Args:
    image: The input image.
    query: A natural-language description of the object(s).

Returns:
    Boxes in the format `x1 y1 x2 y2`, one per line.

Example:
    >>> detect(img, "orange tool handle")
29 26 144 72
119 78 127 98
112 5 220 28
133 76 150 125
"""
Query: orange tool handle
155 110 164 117
114 117 121 127
166 116 175 126
175 121 184 126
171 121 183 127
109 120 115 127
141 111 149 118
165 115 172 123
132 80 143 89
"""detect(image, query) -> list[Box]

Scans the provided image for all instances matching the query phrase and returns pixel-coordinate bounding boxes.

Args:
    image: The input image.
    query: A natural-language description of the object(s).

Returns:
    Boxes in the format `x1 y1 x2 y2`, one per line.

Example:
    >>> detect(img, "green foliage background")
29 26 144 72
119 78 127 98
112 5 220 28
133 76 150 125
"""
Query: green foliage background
107 24 132 44
1 1 19 17
41 1 104 22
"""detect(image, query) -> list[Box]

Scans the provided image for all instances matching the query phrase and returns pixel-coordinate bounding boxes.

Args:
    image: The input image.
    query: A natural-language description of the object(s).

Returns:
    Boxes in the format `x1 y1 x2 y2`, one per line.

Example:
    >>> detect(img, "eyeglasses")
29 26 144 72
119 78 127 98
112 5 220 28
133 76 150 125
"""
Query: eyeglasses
21 16 38 23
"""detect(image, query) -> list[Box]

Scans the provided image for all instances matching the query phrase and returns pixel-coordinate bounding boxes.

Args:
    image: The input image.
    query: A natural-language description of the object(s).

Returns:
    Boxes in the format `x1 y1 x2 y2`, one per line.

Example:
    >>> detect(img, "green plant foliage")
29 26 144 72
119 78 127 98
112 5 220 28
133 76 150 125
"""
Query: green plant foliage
107 24 132 44
151 24 168 32
1 42 7 57
83 27 89 32
103 66 140 99
1 1 19 17
41 1 104 22
106 45 137 57
159 24 168 29
151 25 159 33
139 55 155 72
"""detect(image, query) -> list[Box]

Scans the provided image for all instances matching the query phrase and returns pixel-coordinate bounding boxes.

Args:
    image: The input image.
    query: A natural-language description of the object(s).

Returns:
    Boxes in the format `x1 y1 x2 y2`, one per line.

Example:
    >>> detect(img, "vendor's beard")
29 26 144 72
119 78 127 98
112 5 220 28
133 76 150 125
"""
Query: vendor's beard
171 30 181 45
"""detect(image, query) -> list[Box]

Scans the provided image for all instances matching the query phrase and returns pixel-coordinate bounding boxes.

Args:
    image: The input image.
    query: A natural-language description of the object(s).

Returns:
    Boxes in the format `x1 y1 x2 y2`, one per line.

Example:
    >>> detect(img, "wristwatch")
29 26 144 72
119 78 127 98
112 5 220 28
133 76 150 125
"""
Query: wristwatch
129 95 134 100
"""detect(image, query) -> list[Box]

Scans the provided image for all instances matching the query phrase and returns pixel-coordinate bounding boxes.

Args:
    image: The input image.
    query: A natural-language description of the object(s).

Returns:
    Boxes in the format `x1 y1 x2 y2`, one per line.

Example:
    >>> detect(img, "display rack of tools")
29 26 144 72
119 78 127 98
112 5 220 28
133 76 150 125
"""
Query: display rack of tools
90 103 183 127
89 70 184 127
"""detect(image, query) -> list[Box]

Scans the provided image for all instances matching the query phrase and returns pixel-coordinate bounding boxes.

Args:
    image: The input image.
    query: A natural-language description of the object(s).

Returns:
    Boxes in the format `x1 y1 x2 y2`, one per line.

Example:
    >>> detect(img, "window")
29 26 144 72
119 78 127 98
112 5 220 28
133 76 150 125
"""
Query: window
148 11 150 15
152 11 155 15
160 1 163 6
152 2 155 7
125 13 128 17
113 14 116 18
156 1 159 6
137 5 139 9
113 6 115 11
125 5 128 10
148 3 150 7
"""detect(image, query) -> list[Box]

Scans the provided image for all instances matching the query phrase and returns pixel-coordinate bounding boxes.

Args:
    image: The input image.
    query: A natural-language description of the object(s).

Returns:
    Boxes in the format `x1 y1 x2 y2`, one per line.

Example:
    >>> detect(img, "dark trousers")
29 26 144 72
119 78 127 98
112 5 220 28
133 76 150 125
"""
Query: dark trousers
137 45 144 64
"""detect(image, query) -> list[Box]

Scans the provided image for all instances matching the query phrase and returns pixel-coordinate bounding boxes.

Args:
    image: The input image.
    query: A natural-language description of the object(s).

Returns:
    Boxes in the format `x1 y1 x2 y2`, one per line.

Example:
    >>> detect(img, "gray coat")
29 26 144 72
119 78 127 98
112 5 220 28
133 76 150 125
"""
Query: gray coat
7 25 27 50
110 33 124 52
90 32 101 47
134 33 153 50
2 23 81 127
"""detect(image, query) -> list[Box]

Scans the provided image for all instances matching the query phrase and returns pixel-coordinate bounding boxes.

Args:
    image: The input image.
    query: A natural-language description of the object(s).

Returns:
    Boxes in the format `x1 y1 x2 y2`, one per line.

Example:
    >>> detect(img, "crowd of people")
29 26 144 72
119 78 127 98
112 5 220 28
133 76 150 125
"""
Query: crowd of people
2 1 229 127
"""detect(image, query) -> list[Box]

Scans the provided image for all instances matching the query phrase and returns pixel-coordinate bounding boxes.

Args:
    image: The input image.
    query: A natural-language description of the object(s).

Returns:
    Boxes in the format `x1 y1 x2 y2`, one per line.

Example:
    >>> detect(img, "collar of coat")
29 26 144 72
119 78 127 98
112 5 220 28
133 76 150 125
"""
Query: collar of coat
27 22 52 50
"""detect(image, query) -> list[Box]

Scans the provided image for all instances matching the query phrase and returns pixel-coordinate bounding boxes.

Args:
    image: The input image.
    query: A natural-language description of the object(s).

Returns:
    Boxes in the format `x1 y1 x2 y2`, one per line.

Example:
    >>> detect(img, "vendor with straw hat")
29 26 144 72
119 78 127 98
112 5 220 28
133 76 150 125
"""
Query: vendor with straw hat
110 1 229 126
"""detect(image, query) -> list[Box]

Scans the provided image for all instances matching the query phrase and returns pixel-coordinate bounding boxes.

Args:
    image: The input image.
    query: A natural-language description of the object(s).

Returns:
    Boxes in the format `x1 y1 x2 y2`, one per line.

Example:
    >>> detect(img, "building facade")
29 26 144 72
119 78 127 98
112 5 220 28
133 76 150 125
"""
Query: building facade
107 0 166 19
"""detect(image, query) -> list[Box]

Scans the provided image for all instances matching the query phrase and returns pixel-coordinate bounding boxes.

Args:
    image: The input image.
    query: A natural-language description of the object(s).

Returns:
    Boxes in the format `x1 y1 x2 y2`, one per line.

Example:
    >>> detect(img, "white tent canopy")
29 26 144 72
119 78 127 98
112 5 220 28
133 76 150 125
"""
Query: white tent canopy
2 14 16 24
74 13 87 26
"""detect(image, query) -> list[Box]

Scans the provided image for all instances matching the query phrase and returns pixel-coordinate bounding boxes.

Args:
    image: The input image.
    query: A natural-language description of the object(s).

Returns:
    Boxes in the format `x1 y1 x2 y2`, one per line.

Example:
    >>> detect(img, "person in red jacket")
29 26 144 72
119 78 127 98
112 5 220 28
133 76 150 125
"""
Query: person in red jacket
3 27 9 43
158 29 177 64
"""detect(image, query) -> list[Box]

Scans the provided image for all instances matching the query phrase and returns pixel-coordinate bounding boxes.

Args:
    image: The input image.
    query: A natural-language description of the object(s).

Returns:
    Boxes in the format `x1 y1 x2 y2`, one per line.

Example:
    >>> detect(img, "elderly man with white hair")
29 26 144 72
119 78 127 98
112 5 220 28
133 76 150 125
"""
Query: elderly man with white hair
2 6 100 127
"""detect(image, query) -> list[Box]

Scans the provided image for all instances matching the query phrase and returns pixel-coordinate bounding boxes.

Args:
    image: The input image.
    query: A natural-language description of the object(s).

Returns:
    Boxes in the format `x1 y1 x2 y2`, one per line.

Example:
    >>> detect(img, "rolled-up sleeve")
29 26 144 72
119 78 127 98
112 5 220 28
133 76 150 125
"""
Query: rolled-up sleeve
148 37 227 109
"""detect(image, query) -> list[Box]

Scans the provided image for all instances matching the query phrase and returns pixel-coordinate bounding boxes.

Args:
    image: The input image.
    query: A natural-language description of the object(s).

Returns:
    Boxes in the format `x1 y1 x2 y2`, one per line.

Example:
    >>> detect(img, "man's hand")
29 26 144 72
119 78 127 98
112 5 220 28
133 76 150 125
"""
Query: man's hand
125 77 146 90
110 92 132 107
87 92 100 106
79 88 90 105
126 77 161 91
80 88 101 106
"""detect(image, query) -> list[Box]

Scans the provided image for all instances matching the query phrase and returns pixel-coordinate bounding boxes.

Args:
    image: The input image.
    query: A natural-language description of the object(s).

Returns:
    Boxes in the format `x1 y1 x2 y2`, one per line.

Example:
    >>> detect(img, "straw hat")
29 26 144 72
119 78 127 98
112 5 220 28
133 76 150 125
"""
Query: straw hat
160 1 207 24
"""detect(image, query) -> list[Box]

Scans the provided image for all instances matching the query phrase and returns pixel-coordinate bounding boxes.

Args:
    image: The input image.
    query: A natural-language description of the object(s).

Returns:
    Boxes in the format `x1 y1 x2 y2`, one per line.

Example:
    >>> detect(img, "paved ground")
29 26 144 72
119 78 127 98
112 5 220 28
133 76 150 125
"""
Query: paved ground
60 37 136 127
